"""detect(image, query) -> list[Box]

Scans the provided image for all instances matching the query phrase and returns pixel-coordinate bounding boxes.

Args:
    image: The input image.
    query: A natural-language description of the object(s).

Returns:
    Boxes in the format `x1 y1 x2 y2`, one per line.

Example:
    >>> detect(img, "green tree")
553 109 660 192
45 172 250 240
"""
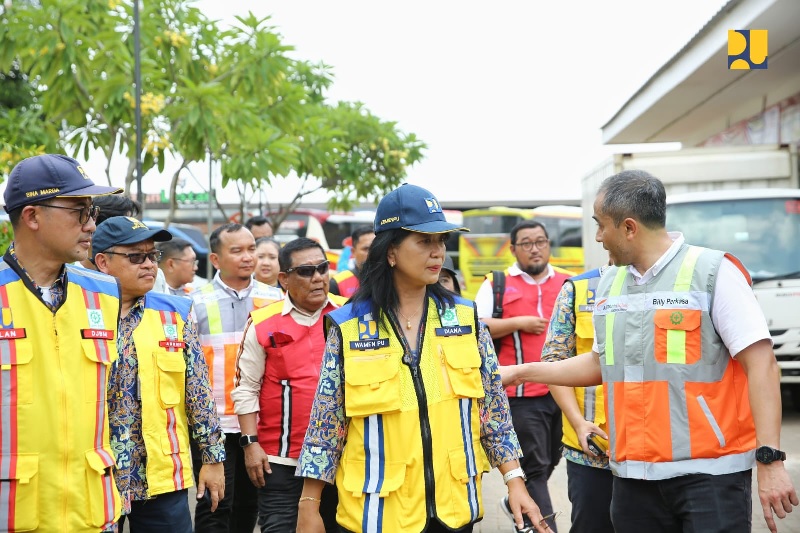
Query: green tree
0 0 425 223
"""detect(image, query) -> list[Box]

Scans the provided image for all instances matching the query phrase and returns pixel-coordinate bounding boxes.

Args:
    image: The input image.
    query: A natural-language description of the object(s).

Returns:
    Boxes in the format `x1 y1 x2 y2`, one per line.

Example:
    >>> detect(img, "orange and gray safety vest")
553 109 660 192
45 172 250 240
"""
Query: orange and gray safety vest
0 262 121 531
594 244 756 480
191 279 281 432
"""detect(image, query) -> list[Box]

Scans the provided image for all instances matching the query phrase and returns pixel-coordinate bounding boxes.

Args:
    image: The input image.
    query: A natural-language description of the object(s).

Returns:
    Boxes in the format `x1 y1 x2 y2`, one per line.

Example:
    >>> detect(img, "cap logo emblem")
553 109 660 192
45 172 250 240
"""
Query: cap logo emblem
126 217 148 230
76 165 90 180
425 197 442 213
380 216 400 225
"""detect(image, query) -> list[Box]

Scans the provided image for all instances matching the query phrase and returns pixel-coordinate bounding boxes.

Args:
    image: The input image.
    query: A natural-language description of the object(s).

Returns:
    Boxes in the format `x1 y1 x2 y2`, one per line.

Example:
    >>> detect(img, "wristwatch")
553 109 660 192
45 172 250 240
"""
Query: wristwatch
755 445 786 464
502 467 527 485
239 434 258 448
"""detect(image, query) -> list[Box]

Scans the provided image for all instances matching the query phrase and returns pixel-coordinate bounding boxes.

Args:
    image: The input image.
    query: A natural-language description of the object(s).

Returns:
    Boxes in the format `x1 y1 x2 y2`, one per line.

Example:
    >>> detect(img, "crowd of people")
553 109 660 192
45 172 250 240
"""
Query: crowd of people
0 153 797 533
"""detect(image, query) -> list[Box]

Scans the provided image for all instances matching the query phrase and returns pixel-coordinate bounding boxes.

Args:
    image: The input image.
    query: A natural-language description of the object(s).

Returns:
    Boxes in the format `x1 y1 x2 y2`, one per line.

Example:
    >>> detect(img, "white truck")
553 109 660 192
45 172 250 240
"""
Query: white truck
581 144 800 405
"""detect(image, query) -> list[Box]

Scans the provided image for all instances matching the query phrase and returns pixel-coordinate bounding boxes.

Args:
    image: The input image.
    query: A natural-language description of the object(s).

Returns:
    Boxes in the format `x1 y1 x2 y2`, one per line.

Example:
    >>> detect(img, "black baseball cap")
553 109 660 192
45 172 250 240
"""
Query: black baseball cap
3 154 122 213
374 184 468 234
91 216 172 263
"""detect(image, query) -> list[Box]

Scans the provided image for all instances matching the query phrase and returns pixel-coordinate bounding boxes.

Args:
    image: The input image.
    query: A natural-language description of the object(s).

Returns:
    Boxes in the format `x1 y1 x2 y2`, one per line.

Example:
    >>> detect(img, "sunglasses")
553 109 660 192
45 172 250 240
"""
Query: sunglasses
103 250 162 265
37 203 100 225
283 260 329 278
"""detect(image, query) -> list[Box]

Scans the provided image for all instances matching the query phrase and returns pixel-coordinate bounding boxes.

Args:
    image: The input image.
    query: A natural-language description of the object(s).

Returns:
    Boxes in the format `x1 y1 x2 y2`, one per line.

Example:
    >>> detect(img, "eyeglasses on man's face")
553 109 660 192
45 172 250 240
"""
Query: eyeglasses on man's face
36 203 100 225
103 250 162 265
513 238 550 251
283 260 329 278
172 257 199 268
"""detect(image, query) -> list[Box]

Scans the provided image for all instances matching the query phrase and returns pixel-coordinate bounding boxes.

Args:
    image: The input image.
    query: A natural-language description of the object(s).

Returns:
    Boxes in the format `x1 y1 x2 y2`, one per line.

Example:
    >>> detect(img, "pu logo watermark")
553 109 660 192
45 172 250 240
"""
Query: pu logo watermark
728 29 767 70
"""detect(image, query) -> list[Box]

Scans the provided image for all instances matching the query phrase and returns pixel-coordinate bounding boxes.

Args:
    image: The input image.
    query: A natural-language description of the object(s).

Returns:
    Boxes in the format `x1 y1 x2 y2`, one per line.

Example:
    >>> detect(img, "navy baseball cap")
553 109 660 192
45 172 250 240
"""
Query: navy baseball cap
374 184 469 234
91 216 172 263
3 154 122 213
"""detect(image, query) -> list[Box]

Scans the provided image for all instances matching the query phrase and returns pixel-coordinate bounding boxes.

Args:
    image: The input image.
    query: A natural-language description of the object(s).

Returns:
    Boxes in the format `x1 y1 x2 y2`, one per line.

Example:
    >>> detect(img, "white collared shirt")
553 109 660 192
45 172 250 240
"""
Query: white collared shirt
475 263 555 319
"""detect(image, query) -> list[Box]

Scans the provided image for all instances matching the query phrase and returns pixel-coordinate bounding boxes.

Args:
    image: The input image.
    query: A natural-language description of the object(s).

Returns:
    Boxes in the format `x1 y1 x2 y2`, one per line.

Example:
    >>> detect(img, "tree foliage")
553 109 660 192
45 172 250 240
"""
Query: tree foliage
0 0 426 226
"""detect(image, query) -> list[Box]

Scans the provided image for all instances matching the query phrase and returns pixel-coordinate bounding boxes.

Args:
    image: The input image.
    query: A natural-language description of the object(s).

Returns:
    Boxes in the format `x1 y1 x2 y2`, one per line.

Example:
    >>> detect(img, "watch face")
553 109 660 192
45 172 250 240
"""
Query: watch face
756 446 775 463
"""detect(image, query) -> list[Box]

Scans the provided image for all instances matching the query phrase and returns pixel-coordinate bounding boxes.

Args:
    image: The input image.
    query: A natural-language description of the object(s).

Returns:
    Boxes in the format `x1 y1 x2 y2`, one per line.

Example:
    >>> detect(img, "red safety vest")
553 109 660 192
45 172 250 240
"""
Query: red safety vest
492 268 571 397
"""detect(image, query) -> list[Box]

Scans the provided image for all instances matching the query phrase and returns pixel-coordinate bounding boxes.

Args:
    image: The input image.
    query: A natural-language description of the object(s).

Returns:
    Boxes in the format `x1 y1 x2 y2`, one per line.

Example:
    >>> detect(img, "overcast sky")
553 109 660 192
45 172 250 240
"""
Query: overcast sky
90 0 731 207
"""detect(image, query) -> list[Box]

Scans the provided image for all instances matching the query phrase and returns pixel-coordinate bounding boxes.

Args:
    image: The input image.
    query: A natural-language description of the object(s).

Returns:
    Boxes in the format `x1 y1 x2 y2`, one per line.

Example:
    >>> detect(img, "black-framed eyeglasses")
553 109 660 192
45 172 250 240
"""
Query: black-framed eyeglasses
36 203 100 225
513 238 550 251
103 250 162 265
283 260 329 278
172 257 199 267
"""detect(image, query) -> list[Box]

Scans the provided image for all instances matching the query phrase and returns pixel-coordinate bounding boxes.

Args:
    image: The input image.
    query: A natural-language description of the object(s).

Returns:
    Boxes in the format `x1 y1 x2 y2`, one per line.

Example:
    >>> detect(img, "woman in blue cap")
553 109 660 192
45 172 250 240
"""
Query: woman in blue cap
296 184 545 533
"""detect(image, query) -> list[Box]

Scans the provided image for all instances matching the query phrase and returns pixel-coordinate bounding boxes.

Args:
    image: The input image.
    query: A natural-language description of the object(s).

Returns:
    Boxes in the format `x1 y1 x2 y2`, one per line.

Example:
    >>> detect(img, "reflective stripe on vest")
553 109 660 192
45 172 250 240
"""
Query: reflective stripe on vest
0 263 121 531
595 245 756 480
131 293 193 496
328 298 489 532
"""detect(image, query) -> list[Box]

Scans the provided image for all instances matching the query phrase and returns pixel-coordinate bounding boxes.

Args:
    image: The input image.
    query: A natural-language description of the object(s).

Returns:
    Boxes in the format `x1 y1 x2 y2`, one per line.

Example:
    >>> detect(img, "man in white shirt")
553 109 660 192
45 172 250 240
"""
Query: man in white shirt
232 237 344 532
501 170 798 533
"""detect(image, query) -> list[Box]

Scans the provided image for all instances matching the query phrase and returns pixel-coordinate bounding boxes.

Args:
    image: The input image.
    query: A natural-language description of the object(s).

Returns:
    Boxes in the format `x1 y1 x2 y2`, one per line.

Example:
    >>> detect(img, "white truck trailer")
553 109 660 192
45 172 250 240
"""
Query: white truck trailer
581 144 800 402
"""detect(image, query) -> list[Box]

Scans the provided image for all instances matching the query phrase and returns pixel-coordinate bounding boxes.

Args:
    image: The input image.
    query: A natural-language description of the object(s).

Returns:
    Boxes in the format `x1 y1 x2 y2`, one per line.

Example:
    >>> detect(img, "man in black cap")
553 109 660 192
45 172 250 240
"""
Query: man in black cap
92 216 226 532
0 154 124 531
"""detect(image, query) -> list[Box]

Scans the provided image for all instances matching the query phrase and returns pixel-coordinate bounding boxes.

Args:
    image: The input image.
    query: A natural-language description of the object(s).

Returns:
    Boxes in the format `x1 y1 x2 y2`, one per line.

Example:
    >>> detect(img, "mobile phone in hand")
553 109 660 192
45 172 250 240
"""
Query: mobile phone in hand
586 433 607 457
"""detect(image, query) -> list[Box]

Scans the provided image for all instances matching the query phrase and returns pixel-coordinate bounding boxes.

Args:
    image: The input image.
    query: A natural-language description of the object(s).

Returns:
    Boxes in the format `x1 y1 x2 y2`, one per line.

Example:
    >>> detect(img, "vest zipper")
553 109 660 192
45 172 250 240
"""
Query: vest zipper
409 363 437 520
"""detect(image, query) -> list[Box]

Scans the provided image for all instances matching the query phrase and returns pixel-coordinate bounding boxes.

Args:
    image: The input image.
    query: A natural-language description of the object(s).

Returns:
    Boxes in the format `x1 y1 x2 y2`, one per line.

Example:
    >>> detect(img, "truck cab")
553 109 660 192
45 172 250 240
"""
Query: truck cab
666 188 800 406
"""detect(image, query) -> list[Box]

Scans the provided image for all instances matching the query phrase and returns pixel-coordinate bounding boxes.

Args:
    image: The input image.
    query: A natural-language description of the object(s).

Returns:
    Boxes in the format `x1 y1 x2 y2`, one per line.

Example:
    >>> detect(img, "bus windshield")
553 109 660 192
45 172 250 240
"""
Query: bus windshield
667 197 800 281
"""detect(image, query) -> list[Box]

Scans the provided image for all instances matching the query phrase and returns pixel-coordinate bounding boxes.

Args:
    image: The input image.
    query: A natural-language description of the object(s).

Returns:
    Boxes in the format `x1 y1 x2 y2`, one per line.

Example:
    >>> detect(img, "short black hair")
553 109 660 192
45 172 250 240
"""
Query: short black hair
278 237 326 271
597 170 666 229
351 225 375 247
255 236 280 251
209 223 244 253
245 215 270 230
157 238 193 260
510 220 548 244
93 195 141 224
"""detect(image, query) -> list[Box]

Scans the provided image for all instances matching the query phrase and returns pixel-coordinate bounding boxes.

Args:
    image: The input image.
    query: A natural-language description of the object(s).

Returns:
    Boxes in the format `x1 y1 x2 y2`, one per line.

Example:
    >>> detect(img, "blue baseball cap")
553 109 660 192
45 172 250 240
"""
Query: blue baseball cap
374 184 468 234
91 216 172 263
3 154 122 213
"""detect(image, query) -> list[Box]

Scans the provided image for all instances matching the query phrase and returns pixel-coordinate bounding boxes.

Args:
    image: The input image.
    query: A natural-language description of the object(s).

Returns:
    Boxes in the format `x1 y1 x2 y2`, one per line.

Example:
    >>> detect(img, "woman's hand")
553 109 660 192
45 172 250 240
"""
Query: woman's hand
296 500 325 533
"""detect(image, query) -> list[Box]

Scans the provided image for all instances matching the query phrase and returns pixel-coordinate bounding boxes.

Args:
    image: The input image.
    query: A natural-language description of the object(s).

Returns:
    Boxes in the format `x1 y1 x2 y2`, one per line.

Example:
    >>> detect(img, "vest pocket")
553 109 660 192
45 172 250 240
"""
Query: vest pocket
341 458 407 498
0 454 39 531
84 449 117 528
653 309 702 364
155 350 187 409
344 351 402 417
0 340 33 405
444 443 488 523
439 338 483 399
82 339 114 403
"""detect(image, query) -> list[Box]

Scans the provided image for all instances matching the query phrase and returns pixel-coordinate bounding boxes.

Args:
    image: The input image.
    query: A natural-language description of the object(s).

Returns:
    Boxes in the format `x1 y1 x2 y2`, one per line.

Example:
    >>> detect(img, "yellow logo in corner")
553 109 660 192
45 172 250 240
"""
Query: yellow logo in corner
126 216 148 230
728 29 767 70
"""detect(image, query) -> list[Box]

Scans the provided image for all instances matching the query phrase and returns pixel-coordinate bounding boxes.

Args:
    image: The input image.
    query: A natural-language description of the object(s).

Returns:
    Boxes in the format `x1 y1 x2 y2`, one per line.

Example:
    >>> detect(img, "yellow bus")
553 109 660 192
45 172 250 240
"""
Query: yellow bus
458 205 584 299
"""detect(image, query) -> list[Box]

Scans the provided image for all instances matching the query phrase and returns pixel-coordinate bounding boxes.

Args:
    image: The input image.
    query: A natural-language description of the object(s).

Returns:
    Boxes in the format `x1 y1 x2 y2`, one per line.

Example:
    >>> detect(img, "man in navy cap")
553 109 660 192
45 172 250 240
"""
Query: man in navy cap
0 154 124 531
92 216 226 532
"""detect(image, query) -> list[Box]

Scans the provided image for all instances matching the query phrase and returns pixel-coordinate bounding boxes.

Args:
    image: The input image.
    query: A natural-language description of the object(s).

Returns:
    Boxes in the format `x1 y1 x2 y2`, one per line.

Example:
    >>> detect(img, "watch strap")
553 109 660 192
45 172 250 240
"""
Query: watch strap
502 467 526 485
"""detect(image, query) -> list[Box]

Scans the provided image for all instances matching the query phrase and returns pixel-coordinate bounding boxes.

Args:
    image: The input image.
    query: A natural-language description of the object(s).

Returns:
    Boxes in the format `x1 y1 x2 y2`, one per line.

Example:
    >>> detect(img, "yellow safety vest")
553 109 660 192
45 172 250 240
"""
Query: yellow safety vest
329 297 490 533
129 293 193 497
560 271 608 455
0 263 121 532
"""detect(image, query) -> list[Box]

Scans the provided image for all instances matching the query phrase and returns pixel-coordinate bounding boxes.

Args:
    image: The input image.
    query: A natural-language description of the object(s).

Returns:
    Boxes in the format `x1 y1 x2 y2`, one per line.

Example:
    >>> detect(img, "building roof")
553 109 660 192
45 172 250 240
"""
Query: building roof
602 0 800 145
